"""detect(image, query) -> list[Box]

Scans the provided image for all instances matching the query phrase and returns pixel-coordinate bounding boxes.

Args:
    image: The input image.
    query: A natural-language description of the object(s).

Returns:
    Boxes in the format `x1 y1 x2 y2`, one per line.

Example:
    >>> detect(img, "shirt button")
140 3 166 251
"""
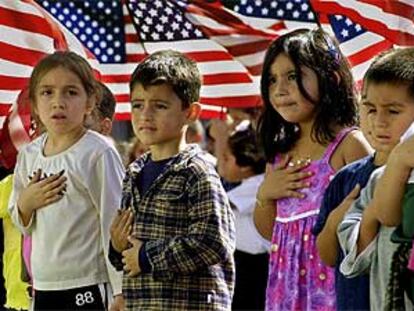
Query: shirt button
300 269 306 276
319 273 326 281
303 234 309 241
271 244 278 252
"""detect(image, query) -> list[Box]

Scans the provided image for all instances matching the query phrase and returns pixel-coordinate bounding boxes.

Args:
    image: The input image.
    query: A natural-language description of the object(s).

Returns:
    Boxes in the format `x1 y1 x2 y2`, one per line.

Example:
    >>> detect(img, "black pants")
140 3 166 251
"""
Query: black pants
232 250 269 311
34 284 106 311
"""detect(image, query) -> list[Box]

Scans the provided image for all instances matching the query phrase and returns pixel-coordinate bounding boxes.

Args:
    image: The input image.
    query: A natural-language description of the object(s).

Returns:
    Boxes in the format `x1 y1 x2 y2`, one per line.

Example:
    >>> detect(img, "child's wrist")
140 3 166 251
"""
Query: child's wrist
256 192 273 208
256 198 265 208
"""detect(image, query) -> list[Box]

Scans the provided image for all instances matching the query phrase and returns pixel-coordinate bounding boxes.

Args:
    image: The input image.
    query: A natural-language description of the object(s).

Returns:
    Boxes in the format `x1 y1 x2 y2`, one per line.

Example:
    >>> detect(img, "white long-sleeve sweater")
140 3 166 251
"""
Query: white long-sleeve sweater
9 130 123 294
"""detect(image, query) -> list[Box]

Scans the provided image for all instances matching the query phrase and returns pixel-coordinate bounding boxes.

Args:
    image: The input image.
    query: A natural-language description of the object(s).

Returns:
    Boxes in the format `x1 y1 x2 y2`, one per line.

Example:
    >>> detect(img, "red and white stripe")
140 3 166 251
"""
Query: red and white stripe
0 0 96 168
311 0 414 45
101 2 270 120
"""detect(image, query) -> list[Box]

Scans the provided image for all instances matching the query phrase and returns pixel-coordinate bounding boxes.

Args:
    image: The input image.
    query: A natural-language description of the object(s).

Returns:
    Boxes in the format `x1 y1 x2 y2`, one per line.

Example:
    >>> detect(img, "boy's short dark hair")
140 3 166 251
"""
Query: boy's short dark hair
97 82 116 120
364 47 414 98
129 50 201 109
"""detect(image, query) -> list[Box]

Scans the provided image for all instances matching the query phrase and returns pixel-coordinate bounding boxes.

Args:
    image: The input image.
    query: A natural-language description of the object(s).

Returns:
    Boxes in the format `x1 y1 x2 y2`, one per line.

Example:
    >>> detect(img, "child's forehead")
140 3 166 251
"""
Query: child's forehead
132 82 172 93
269 53 309 75
362 81 411 96
361 81 414 104
39 66 81 83
271 53 294 69
131 82 180 100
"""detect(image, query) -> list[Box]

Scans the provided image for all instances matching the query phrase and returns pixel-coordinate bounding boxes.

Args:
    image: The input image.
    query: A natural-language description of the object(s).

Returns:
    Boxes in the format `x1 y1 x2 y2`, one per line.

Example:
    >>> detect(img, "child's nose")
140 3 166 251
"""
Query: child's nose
140 105 154 119
272 79 288 98
374 111 389 127
51 93 65 108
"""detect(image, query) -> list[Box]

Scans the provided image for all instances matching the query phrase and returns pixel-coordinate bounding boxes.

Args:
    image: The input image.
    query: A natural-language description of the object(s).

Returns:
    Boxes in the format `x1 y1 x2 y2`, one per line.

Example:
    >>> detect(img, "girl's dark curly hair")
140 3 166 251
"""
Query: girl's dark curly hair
257 28 358 162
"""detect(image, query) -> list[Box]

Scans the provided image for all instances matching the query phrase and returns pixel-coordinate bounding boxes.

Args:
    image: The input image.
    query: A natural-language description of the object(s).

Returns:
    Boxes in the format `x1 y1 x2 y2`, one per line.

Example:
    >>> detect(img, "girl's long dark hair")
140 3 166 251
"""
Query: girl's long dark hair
257 28 357 162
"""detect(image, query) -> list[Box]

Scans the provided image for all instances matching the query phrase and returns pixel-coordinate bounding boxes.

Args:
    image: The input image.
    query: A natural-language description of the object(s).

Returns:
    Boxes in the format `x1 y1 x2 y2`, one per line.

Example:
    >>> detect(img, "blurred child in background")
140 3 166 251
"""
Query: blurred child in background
85 82 116 136
217 125 270 310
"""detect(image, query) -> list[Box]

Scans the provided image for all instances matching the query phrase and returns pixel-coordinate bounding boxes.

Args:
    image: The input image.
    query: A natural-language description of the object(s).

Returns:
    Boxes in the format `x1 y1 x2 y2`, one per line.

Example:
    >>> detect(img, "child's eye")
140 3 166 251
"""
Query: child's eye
367 108 376 114
131 102 143 110
155 102 168 109
68 89 78 96
40 89 52 96
389 110 400 115
287 73 297 81
269 76 277 85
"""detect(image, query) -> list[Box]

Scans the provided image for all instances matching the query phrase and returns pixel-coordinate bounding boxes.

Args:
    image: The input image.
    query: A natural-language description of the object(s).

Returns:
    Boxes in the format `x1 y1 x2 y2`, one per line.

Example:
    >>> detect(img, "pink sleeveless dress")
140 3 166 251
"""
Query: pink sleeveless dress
265 128 353 311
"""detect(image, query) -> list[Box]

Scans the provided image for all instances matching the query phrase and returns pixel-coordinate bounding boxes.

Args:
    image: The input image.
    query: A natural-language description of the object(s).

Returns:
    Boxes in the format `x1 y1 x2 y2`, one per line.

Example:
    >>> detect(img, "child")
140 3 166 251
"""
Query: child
84 81 116 136
217 125 270 310
338 47 414 310
1 175 30 311
186 119 205 145
108 50 235 310
313 101 378 310
0 89 34 311
227 106 261 130
8 51 124 310
253 28 372 311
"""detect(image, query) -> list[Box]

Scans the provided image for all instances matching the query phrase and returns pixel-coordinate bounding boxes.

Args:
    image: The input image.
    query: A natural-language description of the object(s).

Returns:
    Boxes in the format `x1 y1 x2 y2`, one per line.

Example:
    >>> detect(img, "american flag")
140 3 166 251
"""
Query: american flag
221 0 395 85
0 0 412 168
38 0 274 120
311 0 414 45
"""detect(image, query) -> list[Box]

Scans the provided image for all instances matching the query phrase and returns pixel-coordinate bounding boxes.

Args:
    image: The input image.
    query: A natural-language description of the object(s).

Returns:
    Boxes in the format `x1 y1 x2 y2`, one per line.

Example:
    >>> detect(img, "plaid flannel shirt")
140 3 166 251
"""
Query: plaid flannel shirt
109 144 235 310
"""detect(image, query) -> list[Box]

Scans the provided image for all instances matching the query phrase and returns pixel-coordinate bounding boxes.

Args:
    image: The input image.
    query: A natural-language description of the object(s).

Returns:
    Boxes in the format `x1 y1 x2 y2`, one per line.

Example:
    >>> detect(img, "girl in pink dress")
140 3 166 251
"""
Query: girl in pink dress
253 28 372 310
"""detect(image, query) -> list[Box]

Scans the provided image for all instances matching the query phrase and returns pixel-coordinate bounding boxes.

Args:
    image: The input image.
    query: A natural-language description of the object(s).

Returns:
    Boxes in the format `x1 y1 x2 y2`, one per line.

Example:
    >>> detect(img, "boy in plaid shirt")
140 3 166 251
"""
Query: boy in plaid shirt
109 50 235 310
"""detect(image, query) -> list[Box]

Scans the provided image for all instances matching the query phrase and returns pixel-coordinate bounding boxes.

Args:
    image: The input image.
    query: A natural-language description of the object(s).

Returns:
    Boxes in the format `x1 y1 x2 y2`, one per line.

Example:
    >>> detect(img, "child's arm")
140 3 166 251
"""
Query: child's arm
16 169 66 226
110 208 133 253
357 202 380 254
139 165 235 281
338 170 381 276
209 119 230 165
254 157 313 240
338 130 373 166
88 147 124 296
9 152 66 231
316 183 360 266
371 138 414 226
0 175 13 219
253 197 276 241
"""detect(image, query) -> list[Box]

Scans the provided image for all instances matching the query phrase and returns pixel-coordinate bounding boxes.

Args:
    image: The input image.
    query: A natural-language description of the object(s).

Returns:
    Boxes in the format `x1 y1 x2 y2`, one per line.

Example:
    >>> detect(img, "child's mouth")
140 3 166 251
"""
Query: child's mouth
52 114 66 120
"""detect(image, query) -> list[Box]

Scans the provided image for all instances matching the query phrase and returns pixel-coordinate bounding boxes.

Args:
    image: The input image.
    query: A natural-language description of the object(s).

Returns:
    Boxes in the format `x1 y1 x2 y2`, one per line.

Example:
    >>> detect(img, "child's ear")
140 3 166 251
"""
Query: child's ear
186 102 201 122
100 118 113 136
